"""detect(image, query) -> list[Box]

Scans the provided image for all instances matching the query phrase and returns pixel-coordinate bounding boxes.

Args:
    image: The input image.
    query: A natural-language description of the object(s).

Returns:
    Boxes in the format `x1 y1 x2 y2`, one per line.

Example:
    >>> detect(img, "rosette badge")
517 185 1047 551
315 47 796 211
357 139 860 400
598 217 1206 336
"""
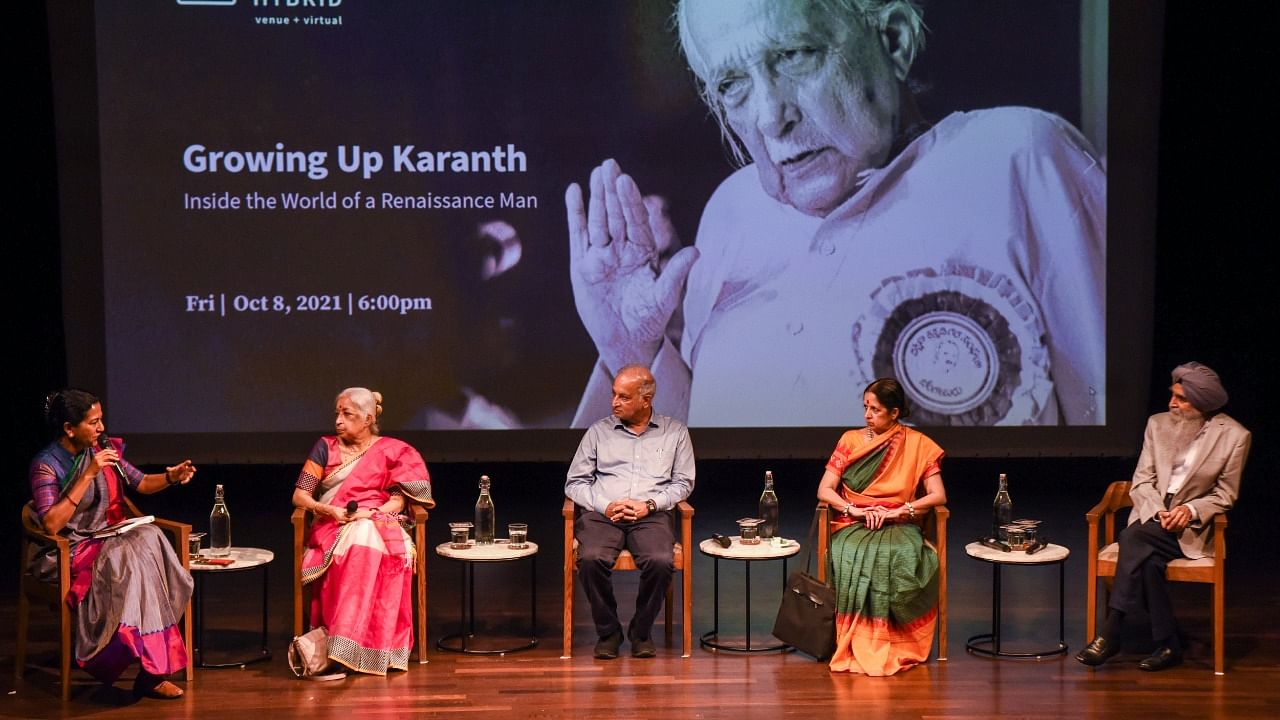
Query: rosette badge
852 264 1052 425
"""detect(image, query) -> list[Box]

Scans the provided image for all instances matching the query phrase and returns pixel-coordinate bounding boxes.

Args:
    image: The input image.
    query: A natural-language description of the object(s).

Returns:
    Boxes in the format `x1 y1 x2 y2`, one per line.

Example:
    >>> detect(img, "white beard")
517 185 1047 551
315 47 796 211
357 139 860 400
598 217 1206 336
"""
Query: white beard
1161 411 1206 462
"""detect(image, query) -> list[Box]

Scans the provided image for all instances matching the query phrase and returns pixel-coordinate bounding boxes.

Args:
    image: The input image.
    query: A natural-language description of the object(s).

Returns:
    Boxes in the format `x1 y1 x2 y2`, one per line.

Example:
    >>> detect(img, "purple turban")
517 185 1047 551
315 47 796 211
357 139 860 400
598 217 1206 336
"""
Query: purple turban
1171 361 1228 413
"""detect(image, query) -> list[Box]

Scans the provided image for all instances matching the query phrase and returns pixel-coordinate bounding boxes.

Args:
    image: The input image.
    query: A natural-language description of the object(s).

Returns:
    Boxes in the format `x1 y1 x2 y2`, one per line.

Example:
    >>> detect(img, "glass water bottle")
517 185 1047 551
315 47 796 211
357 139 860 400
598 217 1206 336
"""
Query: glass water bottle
992 473 1013 541
758 470 780 539
209 484 231 557
474 475 496 545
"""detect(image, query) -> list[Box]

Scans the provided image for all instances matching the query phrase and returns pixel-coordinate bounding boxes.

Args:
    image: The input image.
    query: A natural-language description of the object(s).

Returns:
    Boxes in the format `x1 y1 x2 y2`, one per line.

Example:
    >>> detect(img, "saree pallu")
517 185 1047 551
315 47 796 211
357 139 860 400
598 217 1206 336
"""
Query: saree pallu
826 426 943 676
28 441 191 683
299 436 433 675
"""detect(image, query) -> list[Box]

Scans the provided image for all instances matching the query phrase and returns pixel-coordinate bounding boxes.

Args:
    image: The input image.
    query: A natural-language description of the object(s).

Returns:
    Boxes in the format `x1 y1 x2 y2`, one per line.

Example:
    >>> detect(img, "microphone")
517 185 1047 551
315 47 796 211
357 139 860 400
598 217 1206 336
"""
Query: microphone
346 501 358 518
96 434 127 479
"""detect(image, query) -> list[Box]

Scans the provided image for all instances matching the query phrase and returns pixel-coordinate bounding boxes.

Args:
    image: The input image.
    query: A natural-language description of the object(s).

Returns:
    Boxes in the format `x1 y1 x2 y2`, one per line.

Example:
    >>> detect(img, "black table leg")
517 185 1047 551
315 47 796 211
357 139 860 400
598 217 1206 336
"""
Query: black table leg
194 564 272 668
261 564 270 659
437 557 539 655
700 556 791 653
994 563 1003 654
966 557 1070 659
1058 559 1066 649
713 557 720 638
461 561 470 651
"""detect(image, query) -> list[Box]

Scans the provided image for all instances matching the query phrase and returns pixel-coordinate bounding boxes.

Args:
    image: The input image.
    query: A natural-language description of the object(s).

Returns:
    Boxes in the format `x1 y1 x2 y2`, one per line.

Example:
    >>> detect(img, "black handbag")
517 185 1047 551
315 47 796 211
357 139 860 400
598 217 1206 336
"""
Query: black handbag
771 513 837 660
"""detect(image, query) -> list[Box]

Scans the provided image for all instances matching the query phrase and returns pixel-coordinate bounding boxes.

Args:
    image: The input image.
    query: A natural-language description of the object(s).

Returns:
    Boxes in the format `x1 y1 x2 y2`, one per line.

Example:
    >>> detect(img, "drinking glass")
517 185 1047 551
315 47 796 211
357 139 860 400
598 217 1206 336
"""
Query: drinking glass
1003 524 1027 551
737 518 763 545
449 522 473 549
508 523 528 549
188 532 206 560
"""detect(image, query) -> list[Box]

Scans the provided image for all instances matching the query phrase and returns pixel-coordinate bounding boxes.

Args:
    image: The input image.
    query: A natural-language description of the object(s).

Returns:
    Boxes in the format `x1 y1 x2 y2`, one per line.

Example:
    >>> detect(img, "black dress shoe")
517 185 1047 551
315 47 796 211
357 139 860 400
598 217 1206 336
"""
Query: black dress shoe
628 626 656 658
593 630 624 660
1075 636 1120 666
1138 646 1183 671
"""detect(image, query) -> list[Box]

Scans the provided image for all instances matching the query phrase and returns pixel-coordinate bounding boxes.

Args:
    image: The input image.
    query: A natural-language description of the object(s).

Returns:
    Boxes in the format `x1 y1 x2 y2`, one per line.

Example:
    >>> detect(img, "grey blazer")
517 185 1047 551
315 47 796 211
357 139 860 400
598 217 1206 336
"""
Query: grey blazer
1128 411 1251 559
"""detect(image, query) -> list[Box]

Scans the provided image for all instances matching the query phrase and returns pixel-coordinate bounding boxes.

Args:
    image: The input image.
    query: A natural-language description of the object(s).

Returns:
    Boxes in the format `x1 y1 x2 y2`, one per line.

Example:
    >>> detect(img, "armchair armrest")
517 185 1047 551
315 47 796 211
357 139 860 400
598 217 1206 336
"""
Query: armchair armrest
291 507 309 553
562 498 576 555
21 514 67 550
150 517 192 571
292 506 308 636
1213 513 1227 561
675 500 694 521
675 501 694 548
1085 481 1129 523
1085 481 1133 552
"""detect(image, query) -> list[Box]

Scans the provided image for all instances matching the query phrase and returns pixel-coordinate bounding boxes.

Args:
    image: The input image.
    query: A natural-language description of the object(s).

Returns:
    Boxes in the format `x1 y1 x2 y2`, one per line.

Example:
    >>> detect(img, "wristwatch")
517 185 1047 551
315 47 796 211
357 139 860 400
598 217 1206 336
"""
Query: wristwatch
645 499 658 514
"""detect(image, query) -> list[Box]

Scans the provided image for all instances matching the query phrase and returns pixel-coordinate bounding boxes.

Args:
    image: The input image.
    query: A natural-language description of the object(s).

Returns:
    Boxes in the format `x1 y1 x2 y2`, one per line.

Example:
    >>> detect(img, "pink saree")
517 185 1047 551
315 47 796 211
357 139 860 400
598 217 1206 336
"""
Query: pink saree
298 436 433 674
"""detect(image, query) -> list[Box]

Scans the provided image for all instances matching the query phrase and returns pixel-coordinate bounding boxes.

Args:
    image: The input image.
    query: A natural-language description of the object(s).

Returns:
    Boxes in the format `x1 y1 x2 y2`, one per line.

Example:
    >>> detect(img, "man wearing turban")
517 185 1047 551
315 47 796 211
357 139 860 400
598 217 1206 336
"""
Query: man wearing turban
1077 362 1250 671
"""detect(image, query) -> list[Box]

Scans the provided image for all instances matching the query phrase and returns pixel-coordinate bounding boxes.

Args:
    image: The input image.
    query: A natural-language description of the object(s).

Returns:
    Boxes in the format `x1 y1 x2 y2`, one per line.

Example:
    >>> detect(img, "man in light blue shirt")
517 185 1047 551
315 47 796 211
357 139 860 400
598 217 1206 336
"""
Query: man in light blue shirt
566 364 695 659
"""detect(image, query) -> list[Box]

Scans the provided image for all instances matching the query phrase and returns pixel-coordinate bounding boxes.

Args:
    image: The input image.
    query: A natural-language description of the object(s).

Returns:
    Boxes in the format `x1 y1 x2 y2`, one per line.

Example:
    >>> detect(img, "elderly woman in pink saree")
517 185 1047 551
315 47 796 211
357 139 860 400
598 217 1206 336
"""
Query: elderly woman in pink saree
292 388 434 675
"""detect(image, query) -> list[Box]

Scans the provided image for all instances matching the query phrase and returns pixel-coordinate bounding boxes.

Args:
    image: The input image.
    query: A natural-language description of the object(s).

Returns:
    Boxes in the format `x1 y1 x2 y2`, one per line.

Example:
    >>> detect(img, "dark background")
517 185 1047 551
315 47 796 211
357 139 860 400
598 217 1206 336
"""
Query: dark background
5 1 1276 652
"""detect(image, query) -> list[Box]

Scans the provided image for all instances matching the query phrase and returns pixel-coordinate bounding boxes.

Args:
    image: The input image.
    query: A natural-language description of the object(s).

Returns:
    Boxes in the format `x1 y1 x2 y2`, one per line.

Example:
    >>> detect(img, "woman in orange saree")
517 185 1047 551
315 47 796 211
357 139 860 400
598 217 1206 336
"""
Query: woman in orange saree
816 378 947 676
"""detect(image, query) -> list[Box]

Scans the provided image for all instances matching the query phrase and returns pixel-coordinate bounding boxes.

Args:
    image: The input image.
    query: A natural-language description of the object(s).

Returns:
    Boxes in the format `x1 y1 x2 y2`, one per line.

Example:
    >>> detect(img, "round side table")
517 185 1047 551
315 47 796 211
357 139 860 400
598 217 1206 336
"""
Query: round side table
698 537 801 653
434 540 539 655
190 547 274 668
964 541 1070 659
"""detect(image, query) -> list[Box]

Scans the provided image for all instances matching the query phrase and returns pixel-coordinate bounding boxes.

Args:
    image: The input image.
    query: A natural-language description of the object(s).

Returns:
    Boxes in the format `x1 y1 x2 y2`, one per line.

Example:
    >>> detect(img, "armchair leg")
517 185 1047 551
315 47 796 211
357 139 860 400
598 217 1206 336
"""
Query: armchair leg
1085 577 1097 646
183 603 194 681
682 565 692 658
293 578 304 639
417 523 429 664
59 606 71 701
562 569 574 659
1214 578 1225 675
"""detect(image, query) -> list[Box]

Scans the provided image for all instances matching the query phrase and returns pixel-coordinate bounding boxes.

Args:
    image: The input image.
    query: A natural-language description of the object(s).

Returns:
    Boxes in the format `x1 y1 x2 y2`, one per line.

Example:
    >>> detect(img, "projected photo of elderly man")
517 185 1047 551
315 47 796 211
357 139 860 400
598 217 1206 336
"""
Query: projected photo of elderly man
566 0 1105 428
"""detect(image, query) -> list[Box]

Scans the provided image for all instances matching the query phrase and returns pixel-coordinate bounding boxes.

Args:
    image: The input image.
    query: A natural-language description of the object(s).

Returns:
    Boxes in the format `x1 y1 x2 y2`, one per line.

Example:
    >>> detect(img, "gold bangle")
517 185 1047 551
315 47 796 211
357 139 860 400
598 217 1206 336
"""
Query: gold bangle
906 502 916 519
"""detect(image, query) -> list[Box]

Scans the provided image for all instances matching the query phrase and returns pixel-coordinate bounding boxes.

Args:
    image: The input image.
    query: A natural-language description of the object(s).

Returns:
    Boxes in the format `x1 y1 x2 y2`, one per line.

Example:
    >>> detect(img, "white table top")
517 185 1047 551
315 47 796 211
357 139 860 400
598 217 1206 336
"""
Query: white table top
698 536 802 560
190 547 274 571
435 540 539 561
965 541 1069 564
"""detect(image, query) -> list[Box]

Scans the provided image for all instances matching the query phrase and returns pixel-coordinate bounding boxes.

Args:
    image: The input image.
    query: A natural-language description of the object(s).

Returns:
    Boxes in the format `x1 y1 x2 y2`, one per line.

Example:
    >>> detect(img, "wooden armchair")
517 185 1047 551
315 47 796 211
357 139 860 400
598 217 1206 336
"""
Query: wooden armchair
815 500 949 661
561 498 694 658
16 497 193 700
1084 480 1228 674
291 504 429 663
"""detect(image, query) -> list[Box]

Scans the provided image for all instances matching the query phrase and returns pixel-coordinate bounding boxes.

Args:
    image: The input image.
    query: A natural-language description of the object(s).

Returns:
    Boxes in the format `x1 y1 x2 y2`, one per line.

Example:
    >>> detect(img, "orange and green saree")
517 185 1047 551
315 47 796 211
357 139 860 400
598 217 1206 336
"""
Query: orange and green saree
826 425 943 675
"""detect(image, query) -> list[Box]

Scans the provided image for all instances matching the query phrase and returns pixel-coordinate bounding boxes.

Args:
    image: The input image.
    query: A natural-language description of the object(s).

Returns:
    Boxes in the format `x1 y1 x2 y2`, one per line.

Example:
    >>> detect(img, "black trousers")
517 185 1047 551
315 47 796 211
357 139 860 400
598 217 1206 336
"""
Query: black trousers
1109 517 1186 642
575 510 674 639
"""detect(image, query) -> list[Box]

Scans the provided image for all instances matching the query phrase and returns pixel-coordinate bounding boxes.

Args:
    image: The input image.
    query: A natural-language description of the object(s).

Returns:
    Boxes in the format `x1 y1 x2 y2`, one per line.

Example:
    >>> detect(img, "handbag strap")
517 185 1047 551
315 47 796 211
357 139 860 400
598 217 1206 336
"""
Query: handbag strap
801 506 831 586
